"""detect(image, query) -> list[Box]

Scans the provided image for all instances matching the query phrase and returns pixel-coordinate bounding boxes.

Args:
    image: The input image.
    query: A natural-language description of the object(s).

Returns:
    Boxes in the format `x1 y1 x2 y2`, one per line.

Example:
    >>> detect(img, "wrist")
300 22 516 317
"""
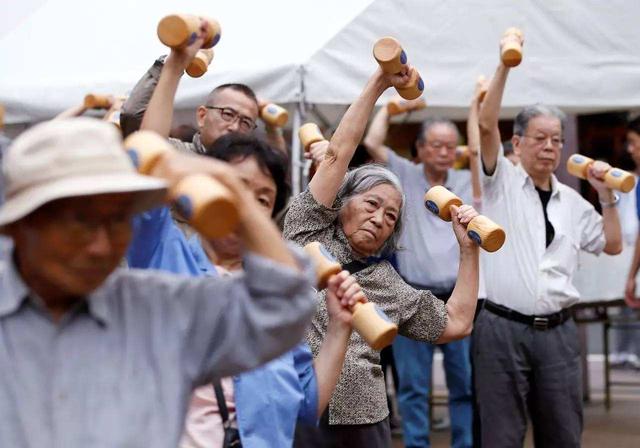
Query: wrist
599 192 619 208
327 320 352 337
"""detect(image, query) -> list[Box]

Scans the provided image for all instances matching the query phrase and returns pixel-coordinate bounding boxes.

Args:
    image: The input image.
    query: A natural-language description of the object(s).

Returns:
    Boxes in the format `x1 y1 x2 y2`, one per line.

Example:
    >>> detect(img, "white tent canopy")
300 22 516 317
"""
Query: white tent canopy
2 0 640 125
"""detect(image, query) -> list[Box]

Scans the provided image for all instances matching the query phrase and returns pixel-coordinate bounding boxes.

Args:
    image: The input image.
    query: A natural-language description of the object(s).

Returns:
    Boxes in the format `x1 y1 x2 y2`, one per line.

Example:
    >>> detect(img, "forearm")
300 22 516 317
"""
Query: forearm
601 197 623 254
436 247 479 343
140 55 183 138
479 64 509 174
120 59 163 137
265 125 288 156
362 106 390 164
313 322 351 415
467 101 482 203
54 104 88 120
628 234 640 279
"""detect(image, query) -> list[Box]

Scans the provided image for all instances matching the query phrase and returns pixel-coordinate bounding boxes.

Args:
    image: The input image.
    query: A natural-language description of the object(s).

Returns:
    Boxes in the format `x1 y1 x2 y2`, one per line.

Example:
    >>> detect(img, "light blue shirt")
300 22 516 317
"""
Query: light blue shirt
127 207 319 447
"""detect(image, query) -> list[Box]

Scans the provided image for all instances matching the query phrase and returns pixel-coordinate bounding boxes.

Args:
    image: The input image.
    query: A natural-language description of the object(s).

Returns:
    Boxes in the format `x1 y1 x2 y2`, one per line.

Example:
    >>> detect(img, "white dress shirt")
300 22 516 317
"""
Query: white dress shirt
481 156 606 315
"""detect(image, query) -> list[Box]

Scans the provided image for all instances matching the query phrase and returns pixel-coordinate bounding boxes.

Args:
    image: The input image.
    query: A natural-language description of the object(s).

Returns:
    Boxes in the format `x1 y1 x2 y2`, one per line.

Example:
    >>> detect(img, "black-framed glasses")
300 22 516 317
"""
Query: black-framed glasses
205 106 257 132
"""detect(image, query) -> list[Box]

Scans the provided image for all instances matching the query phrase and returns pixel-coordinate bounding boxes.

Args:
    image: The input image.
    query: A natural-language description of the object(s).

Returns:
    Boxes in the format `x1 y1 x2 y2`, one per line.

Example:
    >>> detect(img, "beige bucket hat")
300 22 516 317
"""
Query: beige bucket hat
0 117 167 226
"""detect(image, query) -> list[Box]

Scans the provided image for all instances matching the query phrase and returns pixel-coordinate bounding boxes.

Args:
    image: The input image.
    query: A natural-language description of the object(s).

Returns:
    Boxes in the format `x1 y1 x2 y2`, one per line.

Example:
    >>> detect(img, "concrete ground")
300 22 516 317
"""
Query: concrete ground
392 358 640 447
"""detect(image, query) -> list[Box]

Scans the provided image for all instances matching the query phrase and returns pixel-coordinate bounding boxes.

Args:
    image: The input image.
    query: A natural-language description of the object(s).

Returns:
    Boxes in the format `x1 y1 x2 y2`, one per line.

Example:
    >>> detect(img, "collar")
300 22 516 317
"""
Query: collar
421 167 454 190
192 133 208 155
515 162 560 198
0 252 111 326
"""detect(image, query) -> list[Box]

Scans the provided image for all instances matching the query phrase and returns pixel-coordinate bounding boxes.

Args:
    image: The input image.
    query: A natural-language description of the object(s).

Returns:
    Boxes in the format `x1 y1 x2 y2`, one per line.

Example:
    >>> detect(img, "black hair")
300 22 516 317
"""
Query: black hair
208 133 290 216
628 116 640 135
206 84 259 108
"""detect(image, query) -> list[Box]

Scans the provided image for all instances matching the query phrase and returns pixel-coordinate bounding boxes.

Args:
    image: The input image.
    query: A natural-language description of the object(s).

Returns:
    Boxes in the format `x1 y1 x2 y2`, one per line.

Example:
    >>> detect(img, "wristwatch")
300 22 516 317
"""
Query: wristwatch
599 193 620 208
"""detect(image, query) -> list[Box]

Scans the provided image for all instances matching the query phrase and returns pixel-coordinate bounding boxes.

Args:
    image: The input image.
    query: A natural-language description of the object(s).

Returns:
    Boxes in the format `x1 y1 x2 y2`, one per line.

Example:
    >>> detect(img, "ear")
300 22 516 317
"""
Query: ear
511 135 522 156
196 106 207 129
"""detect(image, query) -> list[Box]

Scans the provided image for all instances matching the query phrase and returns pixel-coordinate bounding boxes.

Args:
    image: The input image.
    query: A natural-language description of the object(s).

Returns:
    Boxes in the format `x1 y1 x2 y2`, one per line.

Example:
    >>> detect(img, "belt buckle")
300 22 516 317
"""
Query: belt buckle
533 317 549 330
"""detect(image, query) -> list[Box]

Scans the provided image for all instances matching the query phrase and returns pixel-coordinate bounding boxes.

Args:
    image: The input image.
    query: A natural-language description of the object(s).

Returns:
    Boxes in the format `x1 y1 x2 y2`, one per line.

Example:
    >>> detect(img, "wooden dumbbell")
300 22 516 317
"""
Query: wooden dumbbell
186 48 214 78
387 98 427 116
84 94 112 110
501 27 523 67
303 242 398 350
298 123 326 152
373 37 424 100
123 131 238 238
453 146 470 170
424 186 506 252
157 14 221 49
567 154 636 193
260 103 289 128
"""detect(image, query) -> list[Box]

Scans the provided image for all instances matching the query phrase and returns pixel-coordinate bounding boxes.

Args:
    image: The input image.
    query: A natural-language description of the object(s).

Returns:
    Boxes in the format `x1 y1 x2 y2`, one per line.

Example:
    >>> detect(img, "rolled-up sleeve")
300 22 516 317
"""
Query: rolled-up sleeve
579 203 605 255
292 343 318 425
120 58 164 137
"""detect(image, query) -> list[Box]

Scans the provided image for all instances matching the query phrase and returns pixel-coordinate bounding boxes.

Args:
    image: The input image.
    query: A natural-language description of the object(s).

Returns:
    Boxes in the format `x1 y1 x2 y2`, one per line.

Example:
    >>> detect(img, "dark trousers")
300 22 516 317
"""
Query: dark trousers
294 412 391 448
473 309 582 447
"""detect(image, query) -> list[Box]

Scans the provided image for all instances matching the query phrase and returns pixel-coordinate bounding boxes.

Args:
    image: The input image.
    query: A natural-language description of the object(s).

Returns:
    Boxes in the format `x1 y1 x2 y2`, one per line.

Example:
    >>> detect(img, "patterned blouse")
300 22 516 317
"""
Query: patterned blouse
283 189 447 425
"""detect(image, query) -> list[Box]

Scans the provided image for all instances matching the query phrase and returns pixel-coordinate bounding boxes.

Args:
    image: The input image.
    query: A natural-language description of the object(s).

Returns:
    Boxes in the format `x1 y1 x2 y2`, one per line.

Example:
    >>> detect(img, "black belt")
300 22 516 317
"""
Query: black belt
483 300 571 331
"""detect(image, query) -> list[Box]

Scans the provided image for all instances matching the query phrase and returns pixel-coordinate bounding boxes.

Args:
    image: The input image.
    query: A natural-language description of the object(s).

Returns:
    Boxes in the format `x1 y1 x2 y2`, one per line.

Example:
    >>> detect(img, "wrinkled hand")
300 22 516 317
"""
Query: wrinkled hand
624 277 640 308
304 140 330 166
326 271 367 328
450 204 480 249
586 161 612 196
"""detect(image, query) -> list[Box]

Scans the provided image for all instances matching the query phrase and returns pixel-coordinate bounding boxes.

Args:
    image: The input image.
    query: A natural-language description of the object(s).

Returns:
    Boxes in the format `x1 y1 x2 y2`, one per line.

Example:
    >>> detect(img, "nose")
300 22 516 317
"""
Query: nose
227 118 241 132
370 208 384 227
85 226 113 258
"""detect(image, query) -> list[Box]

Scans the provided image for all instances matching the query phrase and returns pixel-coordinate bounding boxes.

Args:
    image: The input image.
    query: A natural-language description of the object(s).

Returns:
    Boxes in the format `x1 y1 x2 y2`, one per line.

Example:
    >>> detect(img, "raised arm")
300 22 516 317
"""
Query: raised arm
587 162 622 256
467 78 488 207
140 28 207 138
362 103 391 164
478 62 510 175
120 59 164 138
309 67 411 207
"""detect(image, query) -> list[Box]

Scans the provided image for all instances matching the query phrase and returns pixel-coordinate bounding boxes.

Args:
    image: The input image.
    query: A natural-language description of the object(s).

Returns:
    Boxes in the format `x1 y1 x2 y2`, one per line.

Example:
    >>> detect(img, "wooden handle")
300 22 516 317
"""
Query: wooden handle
424 185 506 252
303 242 342 289
84 94 111 110
123 130 173 174
467 215 506 252
501 27 523 67
186 48 214 78
424 186 463 221
387 98 427 116
298 123 326 152
261 103 289 128
567 154 636 192
157 14 221 49
172 174 239 239
351 302 398 350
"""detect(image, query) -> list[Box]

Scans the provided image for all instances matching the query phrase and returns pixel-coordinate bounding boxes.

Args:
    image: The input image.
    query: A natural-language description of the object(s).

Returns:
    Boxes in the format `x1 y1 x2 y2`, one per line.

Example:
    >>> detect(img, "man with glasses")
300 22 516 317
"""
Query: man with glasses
475 37 622 447
363 112 474 448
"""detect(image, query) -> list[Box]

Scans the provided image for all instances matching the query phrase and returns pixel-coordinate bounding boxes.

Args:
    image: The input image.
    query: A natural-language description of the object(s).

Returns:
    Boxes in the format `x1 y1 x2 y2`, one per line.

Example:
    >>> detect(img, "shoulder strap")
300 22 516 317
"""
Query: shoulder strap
342 259 373 275
212 381 230 425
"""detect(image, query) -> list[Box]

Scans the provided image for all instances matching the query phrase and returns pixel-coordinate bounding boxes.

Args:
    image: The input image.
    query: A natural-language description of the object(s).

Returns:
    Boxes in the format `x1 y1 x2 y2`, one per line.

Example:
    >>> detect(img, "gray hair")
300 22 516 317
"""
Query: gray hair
416 117 460 145
336 164 405 257
513 104 566 136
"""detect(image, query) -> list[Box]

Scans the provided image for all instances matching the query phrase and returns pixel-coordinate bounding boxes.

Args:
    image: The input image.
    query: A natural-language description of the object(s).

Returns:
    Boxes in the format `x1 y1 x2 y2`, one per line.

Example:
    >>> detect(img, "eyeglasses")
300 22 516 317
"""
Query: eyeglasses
427 141 457 151
205 106 257 132
521 134 564 148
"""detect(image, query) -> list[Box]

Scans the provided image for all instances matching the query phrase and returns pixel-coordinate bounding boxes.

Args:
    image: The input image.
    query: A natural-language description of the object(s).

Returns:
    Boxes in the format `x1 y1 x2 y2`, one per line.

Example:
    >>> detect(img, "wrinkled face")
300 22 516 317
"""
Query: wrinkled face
197 88 260 148
339 183 402 257
207 156 277 261
9 193 136 297
512 115 563 179
416 123 459 174
627 131 640 168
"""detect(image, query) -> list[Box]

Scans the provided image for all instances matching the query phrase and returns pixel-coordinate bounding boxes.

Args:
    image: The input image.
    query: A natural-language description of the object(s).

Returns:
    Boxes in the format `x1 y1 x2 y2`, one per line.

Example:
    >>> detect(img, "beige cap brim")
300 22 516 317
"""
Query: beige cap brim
0 172 167 226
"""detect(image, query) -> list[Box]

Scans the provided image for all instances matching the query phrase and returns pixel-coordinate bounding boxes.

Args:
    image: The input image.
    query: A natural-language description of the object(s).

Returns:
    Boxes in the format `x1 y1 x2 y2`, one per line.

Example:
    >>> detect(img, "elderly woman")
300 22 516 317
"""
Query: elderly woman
285 67 481 447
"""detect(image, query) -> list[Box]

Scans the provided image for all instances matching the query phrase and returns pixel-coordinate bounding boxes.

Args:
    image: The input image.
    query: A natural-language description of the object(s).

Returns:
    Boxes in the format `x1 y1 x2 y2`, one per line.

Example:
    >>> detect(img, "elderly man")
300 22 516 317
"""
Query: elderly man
363 106 475 447
0 118 317 447
476 36 622 447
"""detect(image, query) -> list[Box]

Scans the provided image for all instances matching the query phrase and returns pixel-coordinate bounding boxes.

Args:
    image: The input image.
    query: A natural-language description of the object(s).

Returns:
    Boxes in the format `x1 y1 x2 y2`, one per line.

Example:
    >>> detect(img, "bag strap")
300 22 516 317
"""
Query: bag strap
212 381 231 427
342 259 373 275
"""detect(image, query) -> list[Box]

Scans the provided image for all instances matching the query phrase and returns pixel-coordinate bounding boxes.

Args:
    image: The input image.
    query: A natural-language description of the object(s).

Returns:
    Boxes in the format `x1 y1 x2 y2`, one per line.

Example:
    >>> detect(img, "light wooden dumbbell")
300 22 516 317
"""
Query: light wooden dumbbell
567 154 636 193
186 49 214 78
124 131 238 238
453 146 470 170
424 186 506 252
260 103 289 128
157 14 221 49
304 242 398 350
84 94 112 110
298 123 327 152
373 37 424 100
501 27 524 67
387 98 427 117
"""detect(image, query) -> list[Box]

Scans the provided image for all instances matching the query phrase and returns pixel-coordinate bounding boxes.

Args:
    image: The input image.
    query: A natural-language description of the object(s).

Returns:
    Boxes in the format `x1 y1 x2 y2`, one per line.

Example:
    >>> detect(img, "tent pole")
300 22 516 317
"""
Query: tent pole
290 65 307 196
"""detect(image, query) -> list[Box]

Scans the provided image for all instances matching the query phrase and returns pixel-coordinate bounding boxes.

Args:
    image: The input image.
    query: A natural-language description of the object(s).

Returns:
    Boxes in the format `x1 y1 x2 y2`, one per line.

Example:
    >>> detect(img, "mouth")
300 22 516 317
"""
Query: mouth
361 228 377 239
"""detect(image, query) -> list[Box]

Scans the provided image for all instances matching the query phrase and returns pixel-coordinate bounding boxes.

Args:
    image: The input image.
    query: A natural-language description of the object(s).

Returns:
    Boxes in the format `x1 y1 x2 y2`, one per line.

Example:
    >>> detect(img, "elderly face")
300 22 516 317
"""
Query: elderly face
197 88 260 148
512 115 563 179
8 193 136 299
207 155 277 265
416 123 459 174
339 183 402 257
627 130 640 168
